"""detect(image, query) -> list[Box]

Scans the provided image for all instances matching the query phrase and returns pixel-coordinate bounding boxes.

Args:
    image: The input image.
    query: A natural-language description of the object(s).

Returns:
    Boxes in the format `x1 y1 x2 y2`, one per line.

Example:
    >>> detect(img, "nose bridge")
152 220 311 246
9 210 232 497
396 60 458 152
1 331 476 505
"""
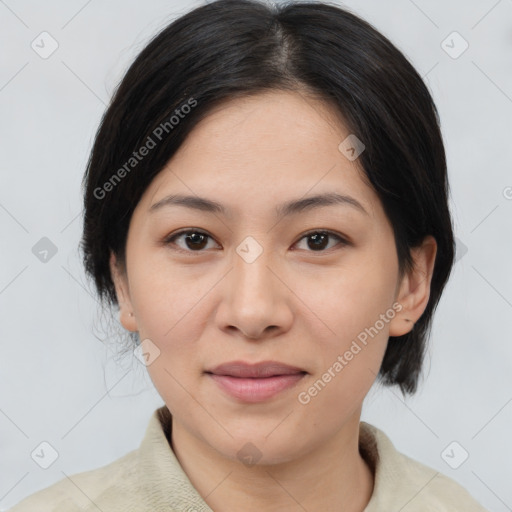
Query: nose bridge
218 235 291 338
231 237 277 305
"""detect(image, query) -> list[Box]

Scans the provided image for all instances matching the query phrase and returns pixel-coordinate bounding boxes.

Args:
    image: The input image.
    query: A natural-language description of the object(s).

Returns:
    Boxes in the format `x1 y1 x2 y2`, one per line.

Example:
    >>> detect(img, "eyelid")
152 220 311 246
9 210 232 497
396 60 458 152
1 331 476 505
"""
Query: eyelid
163 228 350 253
292 229 349 252
162 228 218 252
296 229 349 244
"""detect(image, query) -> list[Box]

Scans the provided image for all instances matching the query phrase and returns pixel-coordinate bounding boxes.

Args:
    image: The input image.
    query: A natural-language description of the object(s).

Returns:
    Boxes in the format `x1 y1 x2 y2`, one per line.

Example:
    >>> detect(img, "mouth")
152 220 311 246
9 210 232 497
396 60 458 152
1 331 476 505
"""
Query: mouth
205 360 307 403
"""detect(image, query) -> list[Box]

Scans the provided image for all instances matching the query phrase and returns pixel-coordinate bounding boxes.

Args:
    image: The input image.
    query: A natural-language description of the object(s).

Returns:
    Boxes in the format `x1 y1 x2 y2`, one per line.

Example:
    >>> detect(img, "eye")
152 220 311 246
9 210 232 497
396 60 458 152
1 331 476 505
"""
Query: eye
293 230 348 252
164 229 219 252
163 229 349 254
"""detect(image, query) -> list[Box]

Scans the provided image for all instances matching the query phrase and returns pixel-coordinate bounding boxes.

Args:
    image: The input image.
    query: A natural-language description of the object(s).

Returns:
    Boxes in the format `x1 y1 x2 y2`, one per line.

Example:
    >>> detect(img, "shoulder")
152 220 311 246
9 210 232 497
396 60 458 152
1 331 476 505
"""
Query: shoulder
8 449 139 512
8 406 212 512
360 422 489 512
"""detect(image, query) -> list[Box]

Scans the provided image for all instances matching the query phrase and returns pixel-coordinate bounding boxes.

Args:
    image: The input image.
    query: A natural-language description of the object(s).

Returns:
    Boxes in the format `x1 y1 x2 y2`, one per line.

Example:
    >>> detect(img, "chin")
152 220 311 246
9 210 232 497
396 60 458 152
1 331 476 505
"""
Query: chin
208 429 306 467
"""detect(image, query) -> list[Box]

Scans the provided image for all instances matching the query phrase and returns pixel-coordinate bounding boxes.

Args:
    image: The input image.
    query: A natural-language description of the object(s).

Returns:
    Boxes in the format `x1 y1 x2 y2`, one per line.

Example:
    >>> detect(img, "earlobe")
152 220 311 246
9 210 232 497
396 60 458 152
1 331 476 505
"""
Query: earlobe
389 236 437 337
109 252 138 332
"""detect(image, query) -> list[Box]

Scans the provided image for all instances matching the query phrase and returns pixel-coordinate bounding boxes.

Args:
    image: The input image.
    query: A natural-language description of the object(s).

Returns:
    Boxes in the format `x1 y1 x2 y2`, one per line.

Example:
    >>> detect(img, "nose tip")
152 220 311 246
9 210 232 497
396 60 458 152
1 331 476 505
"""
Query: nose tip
218 255 292 341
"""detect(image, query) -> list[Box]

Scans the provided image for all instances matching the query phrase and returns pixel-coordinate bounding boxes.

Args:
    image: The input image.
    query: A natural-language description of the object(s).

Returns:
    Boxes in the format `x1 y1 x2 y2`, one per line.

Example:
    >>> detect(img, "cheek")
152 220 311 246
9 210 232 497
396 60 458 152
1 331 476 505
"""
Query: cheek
127 260 217 414
296 247 398 404
128 256 213 341
306 248 398 347
296 283 392 421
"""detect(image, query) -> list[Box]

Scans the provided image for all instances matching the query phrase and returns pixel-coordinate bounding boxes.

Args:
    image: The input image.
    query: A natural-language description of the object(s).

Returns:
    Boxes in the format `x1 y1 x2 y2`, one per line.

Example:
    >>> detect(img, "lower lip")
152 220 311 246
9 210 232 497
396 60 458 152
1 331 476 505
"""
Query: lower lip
207 372 306 403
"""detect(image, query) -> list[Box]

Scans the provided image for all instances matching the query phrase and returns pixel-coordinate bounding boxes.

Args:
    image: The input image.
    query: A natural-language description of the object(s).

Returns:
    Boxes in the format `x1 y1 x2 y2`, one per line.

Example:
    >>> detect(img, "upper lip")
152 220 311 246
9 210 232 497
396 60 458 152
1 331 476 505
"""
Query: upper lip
206 361 306 378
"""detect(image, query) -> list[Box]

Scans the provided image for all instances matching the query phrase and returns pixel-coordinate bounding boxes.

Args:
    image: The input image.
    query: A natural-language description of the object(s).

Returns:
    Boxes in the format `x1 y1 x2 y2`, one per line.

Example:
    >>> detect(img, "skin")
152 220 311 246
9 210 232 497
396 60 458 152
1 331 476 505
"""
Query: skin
110 90 437 512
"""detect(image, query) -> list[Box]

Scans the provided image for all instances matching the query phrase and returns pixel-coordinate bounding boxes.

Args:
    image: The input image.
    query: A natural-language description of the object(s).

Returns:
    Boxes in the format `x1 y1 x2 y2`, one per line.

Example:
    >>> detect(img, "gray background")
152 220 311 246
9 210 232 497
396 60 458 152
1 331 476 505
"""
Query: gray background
1 0 511 510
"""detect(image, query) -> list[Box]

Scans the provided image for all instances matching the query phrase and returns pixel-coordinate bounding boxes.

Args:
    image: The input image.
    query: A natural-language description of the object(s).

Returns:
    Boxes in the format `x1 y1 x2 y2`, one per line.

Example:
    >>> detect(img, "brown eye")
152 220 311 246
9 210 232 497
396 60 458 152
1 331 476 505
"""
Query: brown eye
165 230 218 252
163 229 348 254
294 231 348 252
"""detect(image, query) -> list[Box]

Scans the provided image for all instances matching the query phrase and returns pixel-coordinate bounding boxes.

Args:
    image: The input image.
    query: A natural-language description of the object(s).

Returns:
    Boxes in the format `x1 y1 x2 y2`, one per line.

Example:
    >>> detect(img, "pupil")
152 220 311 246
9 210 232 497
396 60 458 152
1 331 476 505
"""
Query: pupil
183 232 329 251
309 233 327 250
187 233 207 250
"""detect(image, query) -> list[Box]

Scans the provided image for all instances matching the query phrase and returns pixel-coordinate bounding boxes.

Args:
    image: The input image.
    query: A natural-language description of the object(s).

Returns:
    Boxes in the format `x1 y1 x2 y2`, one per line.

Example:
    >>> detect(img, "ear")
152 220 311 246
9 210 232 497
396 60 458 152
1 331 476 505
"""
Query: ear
109 252 138 332
389 235 437 337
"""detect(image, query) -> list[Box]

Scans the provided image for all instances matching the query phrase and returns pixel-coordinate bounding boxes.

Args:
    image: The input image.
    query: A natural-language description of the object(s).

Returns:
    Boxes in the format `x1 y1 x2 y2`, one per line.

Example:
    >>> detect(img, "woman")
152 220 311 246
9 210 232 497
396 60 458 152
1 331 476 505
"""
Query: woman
10 0 488 510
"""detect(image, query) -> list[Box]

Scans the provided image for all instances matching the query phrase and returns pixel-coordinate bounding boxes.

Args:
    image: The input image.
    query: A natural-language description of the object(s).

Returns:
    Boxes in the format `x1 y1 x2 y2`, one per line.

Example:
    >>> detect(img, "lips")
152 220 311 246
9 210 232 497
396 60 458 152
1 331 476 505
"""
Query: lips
206 360 306 378
205 361 307 402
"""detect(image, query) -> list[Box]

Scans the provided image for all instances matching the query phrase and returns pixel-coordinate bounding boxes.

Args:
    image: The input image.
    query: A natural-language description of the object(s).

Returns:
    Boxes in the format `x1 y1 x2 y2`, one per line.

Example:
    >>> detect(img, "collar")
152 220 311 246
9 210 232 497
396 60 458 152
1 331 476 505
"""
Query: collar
135 405 440 511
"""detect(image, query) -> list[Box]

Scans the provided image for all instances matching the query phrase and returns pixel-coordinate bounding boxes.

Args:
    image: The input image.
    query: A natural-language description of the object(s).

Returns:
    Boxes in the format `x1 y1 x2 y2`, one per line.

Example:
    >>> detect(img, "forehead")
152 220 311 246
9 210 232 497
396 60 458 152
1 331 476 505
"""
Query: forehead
142 90 379 220
176 90 350 159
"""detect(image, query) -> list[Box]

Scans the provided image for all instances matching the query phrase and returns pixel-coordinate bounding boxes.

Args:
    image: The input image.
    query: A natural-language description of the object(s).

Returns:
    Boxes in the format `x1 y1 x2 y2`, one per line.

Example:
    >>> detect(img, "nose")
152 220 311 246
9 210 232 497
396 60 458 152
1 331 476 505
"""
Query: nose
215 245 293 341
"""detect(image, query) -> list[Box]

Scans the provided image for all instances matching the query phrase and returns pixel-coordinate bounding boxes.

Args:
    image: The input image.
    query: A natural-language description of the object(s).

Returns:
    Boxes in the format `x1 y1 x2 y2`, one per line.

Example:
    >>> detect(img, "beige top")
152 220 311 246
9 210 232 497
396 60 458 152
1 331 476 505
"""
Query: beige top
9 406 488 511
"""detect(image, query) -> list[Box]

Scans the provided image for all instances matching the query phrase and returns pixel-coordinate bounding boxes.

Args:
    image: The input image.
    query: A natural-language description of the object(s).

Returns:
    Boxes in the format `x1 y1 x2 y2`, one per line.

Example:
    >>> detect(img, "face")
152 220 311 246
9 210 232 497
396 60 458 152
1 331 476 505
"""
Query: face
111 90 436 465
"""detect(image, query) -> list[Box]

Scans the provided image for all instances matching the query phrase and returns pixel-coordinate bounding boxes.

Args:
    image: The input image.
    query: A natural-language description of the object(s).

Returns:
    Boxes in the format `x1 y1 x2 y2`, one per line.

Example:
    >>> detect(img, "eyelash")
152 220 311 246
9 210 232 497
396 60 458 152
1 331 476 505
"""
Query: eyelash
162 229 349 254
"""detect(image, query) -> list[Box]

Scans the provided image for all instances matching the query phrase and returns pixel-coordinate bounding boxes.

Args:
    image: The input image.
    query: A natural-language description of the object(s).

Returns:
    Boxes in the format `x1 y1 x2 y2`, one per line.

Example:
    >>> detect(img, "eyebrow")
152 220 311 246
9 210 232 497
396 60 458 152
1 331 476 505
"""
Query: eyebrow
149 192 369 218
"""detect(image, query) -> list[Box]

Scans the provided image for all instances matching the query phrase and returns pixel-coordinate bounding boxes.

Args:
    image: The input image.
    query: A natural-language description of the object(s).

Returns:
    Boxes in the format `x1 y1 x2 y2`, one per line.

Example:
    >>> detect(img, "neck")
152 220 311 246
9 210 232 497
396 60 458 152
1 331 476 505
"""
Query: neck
169 411 374 512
